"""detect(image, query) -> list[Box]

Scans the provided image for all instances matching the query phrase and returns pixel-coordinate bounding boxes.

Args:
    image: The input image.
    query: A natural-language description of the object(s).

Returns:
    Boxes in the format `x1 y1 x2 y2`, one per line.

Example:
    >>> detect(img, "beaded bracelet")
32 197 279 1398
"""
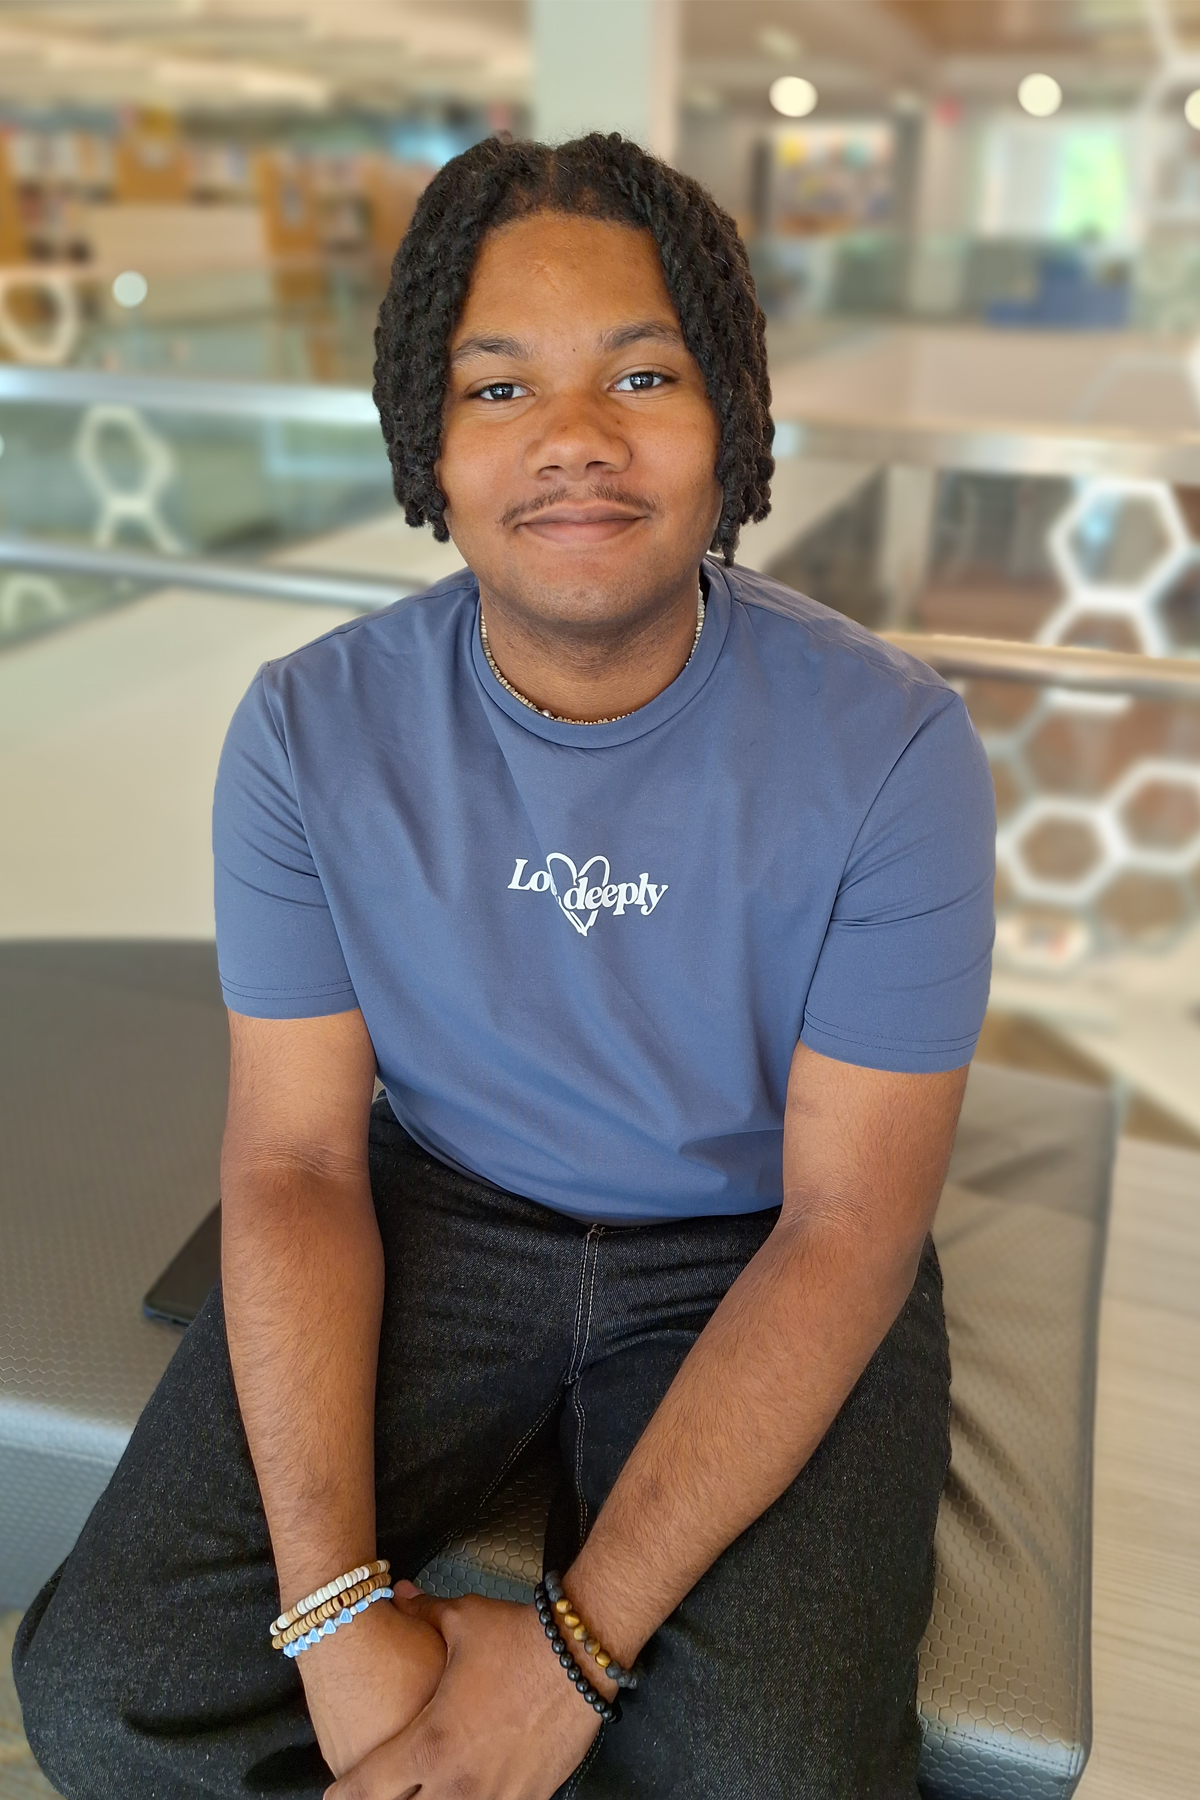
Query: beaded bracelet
534 1582 620 1725
282 1584 395 1658
273 1573 391 1648
272 1560 390 1637
272 1573 393 1650
544 1572 638 1691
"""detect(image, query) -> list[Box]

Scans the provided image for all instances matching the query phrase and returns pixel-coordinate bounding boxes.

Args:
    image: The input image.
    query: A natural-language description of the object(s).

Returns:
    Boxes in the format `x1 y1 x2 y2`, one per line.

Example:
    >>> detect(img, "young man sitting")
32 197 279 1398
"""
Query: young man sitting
14 133 995 1800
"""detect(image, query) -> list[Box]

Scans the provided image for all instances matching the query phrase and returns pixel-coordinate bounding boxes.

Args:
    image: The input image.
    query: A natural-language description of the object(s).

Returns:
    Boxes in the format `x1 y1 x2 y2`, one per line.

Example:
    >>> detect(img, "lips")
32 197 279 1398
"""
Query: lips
516 508 645 543
508 489 649 539
520 506 642 525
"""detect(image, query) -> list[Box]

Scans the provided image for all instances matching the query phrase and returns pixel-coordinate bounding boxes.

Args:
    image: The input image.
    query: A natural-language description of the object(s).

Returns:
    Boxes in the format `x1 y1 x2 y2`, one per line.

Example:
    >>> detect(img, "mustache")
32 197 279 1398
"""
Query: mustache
498 483 661 529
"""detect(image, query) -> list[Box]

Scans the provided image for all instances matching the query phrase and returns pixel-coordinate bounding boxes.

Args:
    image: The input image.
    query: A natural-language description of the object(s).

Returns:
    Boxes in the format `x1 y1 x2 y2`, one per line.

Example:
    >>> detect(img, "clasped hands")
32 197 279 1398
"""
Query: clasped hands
303 1580 607 1800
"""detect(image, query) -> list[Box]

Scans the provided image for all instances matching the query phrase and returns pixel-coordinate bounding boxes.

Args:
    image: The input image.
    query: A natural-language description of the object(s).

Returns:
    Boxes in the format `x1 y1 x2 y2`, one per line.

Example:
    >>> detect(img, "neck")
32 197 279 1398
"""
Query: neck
477 574 704 724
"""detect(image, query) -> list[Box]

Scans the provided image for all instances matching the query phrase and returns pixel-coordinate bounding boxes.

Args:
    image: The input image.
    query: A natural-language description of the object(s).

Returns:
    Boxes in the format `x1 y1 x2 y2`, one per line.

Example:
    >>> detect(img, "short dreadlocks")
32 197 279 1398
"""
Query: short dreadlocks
373 133 773 565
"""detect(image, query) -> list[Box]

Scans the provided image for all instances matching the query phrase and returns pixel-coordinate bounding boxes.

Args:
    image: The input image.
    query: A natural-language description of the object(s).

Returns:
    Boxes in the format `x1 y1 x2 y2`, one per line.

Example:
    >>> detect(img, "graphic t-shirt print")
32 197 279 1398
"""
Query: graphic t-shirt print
508 854 668 937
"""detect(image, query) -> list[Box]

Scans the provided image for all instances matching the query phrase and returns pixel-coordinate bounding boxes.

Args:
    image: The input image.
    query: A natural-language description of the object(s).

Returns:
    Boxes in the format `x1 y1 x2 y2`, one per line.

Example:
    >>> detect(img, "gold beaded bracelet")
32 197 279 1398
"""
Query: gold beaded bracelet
543 1572 638 1691
272 1573 392 1651
271 1560 390 1638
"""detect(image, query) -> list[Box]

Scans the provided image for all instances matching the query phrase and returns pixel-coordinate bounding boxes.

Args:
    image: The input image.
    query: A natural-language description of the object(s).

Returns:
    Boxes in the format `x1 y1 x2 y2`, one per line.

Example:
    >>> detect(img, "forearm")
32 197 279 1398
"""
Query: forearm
221 1156 384 1607
216 1011 446 1777
565 1212 925 1666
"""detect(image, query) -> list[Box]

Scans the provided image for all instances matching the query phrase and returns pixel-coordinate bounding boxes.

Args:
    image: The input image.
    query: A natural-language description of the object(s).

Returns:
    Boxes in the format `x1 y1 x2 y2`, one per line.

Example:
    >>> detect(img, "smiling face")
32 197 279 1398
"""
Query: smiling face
437 211 723 646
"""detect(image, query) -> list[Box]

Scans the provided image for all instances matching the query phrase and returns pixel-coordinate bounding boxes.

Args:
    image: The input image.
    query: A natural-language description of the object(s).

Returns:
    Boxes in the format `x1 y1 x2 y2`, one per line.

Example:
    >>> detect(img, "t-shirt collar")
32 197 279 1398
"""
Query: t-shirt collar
469 558 732 746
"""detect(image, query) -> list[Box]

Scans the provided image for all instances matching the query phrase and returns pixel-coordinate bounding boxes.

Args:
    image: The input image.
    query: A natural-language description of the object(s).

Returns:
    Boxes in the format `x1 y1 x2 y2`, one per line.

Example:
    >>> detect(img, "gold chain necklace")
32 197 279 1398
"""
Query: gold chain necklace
479 588 705 726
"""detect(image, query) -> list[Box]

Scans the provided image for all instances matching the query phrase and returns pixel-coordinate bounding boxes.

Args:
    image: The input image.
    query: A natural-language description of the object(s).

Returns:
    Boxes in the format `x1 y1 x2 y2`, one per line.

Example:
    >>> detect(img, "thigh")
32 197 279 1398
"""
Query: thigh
369 1110 584 1574
13 1113 581 1800
569 1241 951 1800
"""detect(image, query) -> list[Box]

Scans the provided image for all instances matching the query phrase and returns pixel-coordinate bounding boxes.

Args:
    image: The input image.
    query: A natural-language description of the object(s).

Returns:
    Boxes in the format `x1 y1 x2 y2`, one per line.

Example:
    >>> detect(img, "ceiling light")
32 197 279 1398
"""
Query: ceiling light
757 27 800 61
1017 72 1063 117
112 271 148 309
1185 88 1200 129
770 76 817 119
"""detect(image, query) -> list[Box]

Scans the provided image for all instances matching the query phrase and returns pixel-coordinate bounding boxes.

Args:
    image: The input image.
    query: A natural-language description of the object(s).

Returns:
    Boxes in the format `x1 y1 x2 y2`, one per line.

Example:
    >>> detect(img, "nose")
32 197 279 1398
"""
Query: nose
525 388 632 484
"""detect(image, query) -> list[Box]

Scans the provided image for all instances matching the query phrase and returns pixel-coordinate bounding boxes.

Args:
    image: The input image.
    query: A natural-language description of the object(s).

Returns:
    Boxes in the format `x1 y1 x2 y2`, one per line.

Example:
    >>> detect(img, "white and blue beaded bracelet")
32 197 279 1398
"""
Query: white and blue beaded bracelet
282 1585 395 1658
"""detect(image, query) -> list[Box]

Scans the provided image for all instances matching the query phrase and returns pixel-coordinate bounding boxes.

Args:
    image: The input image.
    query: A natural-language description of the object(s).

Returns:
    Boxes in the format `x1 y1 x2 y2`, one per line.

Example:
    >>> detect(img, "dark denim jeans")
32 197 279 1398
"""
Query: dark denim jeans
14 1098 950 1799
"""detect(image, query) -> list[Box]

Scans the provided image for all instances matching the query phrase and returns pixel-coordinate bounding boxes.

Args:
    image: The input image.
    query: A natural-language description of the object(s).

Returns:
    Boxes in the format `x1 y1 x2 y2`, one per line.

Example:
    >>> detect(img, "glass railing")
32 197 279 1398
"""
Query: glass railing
0 366 393 643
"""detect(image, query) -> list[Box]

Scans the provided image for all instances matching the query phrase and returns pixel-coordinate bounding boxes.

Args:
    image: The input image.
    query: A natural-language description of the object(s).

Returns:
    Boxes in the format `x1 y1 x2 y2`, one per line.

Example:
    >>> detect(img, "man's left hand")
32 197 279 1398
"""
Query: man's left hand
324 1593 604 1800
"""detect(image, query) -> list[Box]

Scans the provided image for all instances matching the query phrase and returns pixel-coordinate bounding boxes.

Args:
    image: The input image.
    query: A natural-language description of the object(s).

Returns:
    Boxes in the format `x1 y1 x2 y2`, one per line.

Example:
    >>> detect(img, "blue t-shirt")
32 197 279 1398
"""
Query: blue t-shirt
213 559 995 1224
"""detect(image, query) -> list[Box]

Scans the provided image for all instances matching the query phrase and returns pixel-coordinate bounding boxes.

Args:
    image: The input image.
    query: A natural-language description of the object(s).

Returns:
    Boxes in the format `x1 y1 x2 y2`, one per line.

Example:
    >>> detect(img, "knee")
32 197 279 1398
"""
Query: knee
12 1573 120 1798
11 1571 60 1730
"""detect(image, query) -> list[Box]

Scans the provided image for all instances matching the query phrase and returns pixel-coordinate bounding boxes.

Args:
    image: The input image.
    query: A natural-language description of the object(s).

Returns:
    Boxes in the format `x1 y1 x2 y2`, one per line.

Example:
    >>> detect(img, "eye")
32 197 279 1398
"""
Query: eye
614 370 668 393
474 381 529 402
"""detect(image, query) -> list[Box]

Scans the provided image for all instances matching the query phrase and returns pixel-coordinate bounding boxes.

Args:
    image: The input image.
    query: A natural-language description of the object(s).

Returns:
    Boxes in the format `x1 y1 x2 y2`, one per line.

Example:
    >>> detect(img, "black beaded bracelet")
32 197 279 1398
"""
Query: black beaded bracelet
544 1572 639 1691
534 1581 621 1725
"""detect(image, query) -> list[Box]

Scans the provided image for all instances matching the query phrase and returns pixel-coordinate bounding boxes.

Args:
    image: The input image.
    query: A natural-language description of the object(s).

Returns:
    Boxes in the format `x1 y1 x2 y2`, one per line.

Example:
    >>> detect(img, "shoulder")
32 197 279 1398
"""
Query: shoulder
721 561 924 682
720 560 950 703
715 561 990 823
257 566 477 712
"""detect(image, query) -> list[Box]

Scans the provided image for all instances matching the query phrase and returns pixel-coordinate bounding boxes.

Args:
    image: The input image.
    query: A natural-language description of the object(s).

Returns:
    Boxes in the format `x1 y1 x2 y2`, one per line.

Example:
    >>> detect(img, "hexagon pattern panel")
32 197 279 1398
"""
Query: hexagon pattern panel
975 476 1200 972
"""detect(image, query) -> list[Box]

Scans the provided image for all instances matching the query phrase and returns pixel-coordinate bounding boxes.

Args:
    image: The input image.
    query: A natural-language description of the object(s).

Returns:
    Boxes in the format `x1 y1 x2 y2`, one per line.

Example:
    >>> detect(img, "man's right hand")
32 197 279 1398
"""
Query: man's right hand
297 1588 447 1778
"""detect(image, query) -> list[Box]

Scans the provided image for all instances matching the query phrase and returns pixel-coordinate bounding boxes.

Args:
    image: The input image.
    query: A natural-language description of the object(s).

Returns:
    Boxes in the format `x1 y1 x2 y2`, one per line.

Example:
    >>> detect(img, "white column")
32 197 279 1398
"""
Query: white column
877 464 937 625
906 106 973 316
531 0 681 161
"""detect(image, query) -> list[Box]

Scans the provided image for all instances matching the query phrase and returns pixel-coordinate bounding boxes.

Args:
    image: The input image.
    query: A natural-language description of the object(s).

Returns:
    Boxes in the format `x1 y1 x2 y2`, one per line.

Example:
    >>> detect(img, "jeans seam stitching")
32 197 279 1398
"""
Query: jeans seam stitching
565 1227 597 1383
416 1392 561 1576
571 1232 602 1543
572 1381 588 1545
477 1391 561 1515
418 1390 562 1573
434 1229 598 1571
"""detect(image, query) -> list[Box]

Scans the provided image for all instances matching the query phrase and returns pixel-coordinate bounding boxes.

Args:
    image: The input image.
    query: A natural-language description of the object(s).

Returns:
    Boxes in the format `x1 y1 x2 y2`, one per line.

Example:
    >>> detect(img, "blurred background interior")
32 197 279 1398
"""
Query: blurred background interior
0 4 1198 1798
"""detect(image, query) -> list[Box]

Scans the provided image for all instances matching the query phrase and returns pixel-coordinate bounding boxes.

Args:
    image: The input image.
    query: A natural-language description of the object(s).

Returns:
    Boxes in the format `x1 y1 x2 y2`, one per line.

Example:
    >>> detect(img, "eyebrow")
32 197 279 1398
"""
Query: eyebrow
449 319 684 366
450 333 532 366
598 320 684 352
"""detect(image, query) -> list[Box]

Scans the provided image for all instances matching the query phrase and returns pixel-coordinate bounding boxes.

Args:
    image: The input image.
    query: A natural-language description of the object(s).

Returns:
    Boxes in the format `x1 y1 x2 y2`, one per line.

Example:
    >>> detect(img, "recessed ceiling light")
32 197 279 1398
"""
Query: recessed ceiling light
112 270 148 308
770 75 817 119
757 26 800 61
1185 88 1200 129
1017 72 1063 117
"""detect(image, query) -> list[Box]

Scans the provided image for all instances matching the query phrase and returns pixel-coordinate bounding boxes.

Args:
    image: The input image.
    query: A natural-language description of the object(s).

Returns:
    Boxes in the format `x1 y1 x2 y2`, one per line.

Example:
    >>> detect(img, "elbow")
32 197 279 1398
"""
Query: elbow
773 1189 932 1304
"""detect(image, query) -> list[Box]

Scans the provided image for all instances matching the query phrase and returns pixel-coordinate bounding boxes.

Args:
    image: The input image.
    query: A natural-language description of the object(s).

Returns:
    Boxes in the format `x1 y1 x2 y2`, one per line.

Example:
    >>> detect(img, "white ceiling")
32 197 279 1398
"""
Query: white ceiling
0 0 1172 118
0 1 531 113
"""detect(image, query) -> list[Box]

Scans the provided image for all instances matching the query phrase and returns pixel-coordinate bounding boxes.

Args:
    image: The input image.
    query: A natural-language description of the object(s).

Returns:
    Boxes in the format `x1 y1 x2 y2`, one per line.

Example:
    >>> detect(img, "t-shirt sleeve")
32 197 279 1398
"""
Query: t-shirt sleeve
800 693 995 1074
212 670 358 1019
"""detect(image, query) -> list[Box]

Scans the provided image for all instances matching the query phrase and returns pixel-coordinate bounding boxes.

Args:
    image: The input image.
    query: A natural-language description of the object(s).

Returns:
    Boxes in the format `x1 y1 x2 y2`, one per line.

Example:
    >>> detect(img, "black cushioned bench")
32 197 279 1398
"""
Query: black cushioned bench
0 942 1113 1798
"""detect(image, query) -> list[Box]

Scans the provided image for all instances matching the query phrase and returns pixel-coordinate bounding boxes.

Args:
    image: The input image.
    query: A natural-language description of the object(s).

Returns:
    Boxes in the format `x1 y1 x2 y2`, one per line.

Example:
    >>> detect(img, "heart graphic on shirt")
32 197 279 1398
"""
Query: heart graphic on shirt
545 853 610 937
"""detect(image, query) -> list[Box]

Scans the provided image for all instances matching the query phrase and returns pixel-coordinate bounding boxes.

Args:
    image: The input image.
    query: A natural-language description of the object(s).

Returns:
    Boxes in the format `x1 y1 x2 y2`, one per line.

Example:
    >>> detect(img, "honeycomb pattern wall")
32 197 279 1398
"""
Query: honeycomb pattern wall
976 477 1200 972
